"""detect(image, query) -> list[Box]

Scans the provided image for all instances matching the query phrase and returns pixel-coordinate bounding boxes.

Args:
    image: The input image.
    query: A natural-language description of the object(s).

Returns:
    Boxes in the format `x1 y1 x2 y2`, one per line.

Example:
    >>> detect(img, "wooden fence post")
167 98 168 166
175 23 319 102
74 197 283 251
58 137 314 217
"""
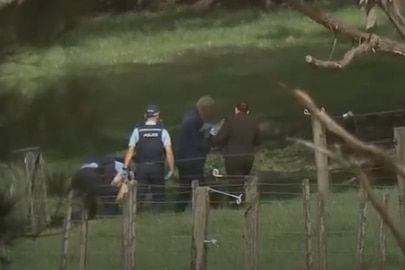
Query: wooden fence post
190 186 210 270
302 179 313 270
356 187 367 270
310 111 329 270
311 112 330 199
130 181 138 270
244 176 259 270
121 185 129 270
121 180 138 270
24 150 49 235
59 190 73 270
192 180 200 214
378 193 389 270
317 194 327 270
79 207 89 270
394 127 405 217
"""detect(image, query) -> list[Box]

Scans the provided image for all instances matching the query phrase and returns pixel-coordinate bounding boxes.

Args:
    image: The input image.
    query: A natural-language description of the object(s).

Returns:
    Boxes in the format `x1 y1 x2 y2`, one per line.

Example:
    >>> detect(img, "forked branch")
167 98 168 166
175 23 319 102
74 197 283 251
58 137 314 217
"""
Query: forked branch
305 43 370 69
289 138 405 257
280 82 405 256
284 0 405 68
279 82 405 180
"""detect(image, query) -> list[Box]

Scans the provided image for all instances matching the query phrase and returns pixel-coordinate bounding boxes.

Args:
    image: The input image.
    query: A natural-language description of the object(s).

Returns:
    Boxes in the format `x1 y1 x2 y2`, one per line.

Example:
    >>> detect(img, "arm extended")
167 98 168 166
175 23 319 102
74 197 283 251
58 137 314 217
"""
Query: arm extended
162 129 175 172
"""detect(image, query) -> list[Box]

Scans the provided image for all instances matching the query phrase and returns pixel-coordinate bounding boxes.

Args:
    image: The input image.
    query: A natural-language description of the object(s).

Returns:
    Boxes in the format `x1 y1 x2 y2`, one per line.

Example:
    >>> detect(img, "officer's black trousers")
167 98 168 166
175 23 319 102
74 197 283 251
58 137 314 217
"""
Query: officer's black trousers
135 163 165 212
71 168 120 219
174 160 206 213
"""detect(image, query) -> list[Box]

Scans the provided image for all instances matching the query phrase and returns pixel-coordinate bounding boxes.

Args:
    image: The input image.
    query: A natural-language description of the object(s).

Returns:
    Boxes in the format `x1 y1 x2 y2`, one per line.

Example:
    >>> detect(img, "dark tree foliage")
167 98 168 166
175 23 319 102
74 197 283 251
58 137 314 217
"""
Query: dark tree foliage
0 189 25 244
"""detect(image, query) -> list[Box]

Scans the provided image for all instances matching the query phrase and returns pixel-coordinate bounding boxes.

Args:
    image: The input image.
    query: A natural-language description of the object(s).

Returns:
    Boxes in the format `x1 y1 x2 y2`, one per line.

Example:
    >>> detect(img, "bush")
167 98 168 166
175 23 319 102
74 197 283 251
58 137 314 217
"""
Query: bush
0 164 27 242
44 164 75 197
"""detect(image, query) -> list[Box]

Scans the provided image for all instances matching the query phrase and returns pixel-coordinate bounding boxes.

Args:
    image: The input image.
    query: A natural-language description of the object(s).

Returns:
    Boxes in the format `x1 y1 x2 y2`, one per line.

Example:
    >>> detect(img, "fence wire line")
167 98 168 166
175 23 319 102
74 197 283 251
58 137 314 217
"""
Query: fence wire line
91 180 399 189
28 135 390 169
28 186 399 203
14 249 381 255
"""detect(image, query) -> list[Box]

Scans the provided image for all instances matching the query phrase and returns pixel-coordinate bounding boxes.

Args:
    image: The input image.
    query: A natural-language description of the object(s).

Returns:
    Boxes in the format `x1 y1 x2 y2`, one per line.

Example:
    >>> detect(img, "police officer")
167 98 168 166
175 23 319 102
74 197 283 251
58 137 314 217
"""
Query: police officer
116 104 175 213
71 156 127 219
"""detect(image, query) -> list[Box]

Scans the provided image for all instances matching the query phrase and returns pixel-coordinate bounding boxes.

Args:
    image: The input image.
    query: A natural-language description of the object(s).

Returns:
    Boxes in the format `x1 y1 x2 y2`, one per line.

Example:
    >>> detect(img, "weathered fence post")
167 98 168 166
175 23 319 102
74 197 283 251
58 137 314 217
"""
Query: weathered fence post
24 149 50 235
309 109 329 270
130 181 138 270
310 110 330 198
190 186 210 270
59 190 74 270
79 206 89 270
121 180 138 270
192 180 200 214
378 193 389 270
394 127 405 217
0 243 11 270
317 194 327 270
302 179 313 270
244 176 259 270
122 181 130 270
356 187 367 270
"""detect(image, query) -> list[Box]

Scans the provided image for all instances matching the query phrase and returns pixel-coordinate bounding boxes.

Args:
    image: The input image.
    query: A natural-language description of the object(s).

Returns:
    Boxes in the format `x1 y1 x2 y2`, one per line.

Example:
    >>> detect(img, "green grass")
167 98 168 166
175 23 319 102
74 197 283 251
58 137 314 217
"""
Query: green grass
1 7 404 161
2 7 405 269
11 188 405 270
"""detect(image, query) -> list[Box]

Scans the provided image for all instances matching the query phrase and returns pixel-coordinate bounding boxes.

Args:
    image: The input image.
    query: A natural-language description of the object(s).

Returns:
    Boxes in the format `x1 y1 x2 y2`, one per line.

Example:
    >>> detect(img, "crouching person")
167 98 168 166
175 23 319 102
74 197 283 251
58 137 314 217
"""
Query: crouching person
71 156 128 219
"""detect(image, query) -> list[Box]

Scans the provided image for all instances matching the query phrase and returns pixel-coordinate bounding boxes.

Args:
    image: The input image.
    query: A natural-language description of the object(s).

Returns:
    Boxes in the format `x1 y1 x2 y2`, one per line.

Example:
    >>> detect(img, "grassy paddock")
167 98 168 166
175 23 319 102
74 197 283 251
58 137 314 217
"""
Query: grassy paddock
1 7 404 159
2 7 405 269
11 188 405 270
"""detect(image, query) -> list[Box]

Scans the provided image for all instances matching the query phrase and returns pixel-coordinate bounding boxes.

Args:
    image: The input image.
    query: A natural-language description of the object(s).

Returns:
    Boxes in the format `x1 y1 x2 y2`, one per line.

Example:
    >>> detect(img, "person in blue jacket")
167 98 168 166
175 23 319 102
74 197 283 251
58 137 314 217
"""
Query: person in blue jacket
71 156 130 219
174 96 216 213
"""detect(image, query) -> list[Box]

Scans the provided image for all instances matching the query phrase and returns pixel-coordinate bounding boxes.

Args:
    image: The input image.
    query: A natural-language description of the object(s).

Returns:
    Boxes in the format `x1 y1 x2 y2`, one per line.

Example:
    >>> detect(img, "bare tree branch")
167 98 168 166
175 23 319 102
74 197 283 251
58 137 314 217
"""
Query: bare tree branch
305 43 370 69
378 0 405 40
289 137 405 257
284 0 405 68
278 82 405 179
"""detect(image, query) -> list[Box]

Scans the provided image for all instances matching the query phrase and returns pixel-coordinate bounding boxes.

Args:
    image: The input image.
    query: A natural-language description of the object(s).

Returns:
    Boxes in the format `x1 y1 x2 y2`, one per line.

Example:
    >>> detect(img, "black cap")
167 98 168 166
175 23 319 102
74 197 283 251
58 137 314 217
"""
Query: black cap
144 104 160 117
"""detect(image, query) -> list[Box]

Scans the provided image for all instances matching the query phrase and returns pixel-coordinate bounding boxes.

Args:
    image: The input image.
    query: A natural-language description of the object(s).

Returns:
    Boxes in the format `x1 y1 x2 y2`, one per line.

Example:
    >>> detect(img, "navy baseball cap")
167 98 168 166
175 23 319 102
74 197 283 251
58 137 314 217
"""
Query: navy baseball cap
145 104 160 117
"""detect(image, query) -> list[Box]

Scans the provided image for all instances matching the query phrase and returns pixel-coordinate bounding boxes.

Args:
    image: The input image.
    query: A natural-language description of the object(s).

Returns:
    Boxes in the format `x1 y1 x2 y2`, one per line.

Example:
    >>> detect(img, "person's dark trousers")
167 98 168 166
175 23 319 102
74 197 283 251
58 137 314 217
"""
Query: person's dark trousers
135 163 165 213
224 155 255 209
174 159 206 213
71 168 99 220
96 173 120 216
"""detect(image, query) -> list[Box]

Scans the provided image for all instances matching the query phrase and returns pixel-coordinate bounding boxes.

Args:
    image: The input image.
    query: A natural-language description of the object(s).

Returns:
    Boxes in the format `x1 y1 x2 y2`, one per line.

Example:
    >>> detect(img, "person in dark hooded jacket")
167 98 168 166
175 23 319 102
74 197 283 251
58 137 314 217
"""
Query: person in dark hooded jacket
174 96 216 213
71 156 130 219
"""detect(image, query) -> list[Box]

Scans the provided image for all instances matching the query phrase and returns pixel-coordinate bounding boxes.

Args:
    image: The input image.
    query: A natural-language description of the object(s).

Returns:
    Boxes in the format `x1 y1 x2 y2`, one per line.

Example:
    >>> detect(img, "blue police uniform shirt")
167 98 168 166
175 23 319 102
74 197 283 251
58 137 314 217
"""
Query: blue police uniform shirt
176 108 210 160
128 120 171 163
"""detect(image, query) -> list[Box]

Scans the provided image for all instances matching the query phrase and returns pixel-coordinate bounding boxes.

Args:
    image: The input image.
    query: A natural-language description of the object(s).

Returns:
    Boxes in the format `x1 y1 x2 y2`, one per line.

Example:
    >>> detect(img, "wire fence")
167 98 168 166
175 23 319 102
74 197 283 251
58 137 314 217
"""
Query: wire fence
2 120 405 269
2 176 403 270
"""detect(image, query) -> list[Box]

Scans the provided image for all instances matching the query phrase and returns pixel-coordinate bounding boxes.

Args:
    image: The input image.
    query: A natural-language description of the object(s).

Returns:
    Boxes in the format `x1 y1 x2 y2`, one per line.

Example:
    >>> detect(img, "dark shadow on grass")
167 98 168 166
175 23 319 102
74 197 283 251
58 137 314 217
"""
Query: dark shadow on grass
2 42 405 160
0 75 110 161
